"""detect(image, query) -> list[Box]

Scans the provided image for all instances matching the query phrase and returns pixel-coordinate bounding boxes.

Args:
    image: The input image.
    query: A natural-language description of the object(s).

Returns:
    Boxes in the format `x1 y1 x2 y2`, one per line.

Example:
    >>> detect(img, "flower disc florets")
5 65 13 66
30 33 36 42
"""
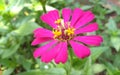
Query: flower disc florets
53 19 75 41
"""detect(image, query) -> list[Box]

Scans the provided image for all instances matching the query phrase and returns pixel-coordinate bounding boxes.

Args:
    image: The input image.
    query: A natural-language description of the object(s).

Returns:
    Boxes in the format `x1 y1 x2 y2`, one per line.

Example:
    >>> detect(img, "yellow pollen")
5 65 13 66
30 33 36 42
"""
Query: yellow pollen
65 28 75 36
52 29 62 38
55 19 62 24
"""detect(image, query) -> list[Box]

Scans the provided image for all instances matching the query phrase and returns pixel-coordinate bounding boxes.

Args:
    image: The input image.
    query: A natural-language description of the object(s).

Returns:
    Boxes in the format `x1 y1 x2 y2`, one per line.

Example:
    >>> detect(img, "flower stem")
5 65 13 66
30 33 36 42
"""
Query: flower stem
67 48 73 75
40 0 47 13
42 3 46 13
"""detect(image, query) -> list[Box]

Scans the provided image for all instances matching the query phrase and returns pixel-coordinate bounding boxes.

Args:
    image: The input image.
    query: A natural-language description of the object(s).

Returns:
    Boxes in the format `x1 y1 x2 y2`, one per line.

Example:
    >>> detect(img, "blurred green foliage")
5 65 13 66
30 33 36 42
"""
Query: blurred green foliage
0 0 120 75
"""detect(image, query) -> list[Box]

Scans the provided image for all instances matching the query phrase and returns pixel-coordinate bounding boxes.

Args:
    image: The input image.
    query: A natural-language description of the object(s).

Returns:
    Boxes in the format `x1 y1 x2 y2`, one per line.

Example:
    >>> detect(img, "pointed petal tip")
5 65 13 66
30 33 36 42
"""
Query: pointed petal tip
80 51 91 59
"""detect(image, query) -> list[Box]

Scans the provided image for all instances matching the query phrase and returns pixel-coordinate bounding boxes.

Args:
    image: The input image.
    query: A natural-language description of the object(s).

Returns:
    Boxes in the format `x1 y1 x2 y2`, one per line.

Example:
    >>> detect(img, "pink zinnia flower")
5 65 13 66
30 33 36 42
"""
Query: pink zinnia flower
32 8 103 64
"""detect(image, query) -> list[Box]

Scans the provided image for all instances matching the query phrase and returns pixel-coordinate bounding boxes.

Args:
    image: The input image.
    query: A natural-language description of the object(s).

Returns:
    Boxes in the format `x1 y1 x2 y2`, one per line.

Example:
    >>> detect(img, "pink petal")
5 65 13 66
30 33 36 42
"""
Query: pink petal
70 8 83 27
69 40 90 59
40 10 60 28
48 10 60 20
75 23 98 34
74 11 95 29
54 42 68 64
41 42 62 63
31 37 53 46
73 35 103 46
62 8 71 22
33 28 53 38
33 40 57 58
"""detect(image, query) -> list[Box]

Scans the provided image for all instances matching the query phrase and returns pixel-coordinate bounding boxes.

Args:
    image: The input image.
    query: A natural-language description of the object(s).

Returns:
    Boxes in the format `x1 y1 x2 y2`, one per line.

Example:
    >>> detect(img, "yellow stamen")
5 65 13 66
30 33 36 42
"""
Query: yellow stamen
52 29 62 38
65 28 75 36
55 19 62 24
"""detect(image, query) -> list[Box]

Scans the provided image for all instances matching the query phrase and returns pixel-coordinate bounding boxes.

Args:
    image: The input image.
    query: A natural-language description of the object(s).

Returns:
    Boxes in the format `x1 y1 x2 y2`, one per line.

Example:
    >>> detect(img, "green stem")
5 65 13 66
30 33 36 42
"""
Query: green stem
42 3 46 13
40 0 47 13
67 48 73 75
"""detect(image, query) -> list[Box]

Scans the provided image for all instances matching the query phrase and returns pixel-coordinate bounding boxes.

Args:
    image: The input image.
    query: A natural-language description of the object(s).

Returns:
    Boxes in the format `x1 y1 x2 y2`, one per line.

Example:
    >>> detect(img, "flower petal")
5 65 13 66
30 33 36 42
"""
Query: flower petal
40 10 60 28
31 37 53 46
70 8 83 27
62 8 71 22
33 28 53 38
75 23 98 34
74 11 95 29
73 35 103 46
54 42 68 64
33 40 57 58
41 42 62 63
69 40 90 59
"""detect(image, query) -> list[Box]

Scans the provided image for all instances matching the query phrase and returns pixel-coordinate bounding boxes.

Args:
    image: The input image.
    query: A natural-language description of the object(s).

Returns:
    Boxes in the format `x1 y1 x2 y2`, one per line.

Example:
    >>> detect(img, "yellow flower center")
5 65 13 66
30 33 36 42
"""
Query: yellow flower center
65 28 75 36
52 29 62 39
53 19 75 41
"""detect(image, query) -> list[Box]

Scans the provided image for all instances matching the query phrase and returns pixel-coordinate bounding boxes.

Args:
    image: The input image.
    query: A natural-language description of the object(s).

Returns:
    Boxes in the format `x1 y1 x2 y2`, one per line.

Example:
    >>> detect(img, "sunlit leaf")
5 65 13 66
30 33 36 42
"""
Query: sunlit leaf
2 68 14 75
0 0 5 12
8 0 25 15
92 63 105 74
111 36 120 51
0 22 9 33
14 22 40 36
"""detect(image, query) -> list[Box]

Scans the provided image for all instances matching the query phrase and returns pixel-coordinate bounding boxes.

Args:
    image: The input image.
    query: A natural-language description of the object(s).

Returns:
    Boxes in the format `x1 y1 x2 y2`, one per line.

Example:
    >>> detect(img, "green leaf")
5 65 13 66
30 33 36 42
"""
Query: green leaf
111 36 120 51
2 68 14 75
22 60 32 71
114 71 120 75
111 5 120 15
81 5 93 10
16 55 32 71
0 59 16 67
92 63 105 74
0 23 9 33
72 58 87 69
17 68 66 75
100 59 118 75
14 22 40 36
106 18 117 31
2 44 19 58
83 57 93 75
113 54 120 68
91 46 109 62
70 69 82 75
8 0 25 15
0 37 7 45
